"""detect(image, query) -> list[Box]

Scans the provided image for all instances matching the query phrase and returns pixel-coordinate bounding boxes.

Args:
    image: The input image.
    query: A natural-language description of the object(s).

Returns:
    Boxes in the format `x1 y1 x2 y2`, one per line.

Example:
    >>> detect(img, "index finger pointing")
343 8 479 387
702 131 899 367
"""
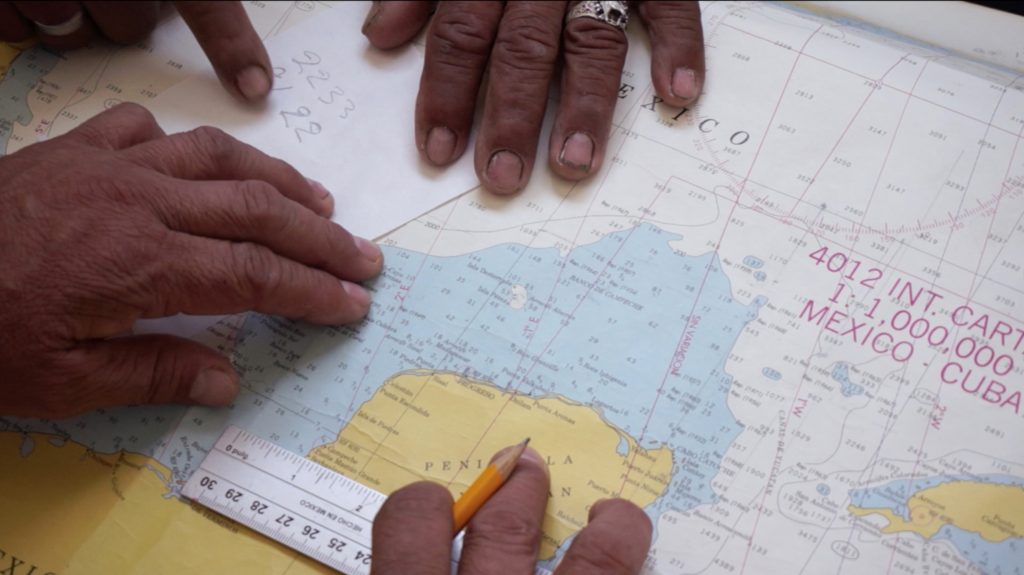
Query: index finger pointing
371 481 453 575
174 1 272 102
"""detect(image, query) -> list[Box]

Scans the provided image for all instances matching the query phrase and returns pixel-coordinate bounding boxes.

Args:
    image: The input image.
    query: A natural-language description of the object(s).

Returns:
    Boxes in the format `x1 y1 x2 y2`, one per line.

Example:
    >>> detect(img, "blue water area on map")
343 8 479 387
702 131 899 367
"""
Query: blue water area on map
816 483 830 497
3 222 764 558
937 524 1023 575
239 222 760 497
742 256 764 269
831 363 864 397
850 475 1024 573
230 223 761 534
762 367 782 381
0 46 59 155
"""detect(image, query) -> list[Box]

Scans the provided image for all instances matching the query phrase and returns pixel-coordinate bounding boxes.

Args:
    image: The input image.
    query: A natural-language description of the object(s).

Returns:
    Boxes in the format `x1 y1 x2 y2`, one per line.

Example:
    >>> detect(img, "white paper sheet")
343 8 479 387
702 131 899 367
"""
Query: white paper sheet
138 2 478 338
146 1 478 241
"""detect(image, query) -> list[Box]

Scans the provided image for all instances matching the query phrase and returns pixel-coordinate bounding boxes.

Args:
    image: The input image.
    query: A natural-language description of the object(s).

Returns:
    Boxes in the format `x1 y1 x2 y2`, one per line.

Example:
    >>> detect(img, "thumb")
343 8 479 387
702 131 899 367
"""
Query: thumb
62 335 240 414
174 1 273 102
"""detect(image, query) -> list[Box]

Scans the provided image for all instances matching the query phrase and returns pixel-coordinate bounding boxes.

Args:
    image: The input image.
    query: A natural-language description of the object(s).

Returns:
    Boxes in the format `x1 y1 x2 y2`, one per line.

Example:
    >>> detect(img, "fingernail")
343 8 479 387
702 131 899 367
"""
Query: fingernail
190 369 238 406
425 126 456 165
671 67 697 101
236 66 271 101
355 236 383 264
343 281 371 311
485 150 524 194
519 446 550 478
306 178 335 216
558 132 594 173
362 1 382 35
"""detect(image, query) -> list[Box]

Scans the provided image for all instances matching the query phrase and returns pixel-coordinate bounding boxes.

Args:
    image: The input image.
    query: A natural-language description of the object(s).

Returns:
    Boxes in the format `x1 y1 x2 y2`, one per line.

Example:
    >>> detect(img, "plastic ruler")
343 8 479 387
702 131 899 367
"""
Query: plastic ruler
183 425 552 574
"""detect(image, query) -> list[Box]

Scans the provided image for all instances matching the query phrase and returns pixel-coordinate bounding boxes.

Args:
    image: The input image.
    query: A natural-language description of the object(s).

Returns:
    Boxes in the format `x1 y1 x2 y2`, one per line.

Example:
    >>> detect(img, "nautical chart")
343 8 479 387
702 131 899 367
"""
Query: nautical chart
1 2 1023 574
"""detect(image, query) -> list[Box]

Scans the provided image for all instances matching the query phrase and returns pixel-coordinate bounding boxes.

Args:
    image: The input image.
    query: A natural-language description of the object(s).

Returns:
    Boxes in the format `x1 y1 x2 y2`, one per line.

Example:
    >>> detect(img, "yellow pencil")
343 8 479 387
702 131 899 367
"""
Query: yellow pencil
451 438 531 533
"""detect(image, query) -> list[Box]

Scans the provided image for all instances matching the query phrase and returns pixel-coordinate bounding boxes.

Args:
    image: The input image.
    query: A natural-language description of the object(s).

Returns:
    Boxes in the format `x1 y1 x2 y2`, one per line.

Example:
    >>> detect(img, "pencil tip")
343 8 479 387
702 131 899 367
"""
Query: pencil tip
494 438 533 476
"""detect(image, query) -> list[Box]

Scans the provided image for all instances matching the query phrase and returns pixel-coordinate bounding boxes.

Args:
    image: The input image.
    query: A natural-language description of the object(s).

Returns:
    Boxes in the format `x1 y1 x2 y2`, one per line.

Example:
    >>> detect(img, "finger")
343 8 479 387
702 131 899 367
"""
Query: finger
157 179 382 282
12 0 96 50
83 1 160 44
152 233 373 325
123 126 334 217
415 1 503 167
362 0 434 50
458 447 549 575
637 1 705 107
0 2 34 42
475 2 566 195
547 4 628 180
36 335 238 418
552 499 652 575
371 481 453 575
61 102 167 150
174 1 273 102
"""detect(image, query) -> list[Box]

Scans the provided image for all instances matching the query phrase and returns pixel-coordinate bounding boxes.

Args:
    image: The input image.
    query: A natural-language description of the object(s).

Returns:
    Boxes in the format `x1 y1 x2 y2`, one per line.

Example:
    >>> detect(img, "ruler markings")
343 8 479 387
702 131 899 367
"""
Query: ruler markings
184 426 553 575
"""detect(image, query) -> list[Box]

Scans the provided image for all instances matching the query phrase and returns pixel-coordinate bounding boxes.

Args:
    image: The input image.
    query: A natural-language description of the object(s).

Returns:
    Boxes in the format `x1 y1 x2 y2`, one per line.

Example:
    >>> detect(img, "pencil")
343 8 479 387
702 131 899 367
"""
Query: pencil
451 438 531 533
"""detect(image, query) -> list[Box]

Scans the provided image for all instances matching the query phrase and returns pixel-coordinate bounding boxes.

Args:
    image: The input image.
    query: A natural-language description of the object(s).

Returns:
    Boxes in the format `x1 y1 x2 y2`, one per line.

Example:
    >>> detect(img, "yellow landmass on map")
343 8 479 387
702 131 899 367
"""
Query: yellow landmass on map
0 370 674 569
309 370 674 558
848 481 1024 542
0 432 330 574
0 40 33 81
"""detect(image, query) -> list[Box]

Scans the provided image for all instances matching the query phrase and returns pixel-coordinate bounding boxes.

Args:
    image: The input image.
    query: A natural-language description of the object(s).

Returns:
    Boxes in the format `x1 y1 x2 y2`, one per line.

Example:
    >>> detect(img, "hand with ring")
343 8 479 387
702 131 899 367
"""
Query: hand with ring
0 1 275 102
362 1 706 194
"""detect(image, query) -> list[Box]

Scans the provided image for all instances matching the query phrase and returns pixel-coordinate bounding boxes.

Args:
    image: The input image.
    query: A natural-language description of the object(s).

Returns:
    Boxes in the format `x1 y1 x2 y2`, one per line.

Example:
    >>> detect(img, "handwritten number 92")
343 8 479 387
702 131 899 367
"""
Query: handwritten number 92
280 106 321 143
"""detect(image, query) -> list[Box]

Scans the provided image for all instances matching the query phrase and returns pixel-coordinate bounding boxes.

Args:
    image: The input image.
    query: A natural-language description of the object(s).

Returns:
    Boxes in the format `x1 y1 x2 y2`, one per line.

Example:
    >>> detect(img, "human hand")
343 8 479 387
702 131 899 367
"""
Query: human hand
372 447 653 574
0 1 273 102
363 1 705 194
0 103 382 418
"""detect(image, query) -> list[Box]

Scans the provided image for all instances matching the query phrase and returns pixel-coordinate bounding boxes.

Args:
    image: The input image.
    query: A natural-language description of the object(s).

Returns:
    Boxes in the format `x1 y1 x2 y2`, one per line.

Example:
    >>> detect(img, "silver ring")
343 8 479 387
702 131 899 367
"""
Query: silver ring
33 10 85 37
566 1 630 32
